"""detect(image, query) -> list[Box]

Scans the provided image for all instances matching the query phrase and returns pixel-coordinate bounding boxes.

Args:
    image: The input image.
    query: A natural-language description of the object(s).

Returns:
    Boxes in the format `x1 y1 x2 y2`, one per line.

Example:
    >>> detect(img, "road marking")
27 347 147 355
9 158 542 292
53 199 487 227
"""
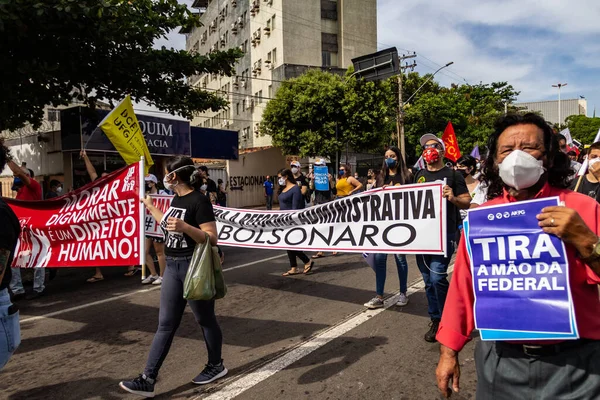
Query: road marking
200 265 454 400
20 254 287 324
222 254 286 272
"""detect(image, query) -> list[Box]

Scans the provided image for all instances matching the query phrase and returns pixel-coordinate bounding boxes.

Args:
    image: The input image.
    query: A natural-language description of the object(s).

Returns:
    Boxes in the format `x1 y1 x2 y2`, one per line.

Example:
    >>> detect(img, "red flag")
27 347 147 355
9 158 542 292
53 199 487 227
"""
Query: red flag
442 121 461 162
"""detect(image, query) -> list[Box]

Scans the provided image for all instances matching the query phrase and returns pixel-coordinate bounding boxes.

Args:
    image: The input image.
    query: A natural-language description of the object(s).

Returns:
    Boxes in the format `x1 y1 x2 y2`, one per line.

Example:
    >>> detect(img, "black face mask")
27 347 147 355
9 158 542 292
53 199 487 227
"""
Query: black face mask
145 185 152 192
458 169 469 178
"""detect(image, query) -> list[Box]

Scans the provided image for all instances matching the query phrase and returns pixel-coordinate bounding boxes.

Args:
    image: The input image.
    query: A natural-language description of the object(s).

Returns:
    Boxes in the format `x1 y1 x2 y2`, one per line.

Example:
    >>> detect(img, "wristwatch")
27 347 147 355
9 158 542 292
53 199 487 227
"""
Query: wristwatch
580 237 600 263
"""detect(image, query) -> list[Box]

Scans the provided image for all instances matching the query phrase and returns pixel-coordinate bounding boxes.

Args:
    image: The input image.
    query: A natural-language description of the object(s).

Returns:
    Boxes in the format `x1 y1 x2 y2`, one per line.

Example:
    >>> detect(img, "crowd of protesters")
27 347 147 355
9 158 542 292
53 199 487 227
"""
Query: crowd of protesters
3 113 600 399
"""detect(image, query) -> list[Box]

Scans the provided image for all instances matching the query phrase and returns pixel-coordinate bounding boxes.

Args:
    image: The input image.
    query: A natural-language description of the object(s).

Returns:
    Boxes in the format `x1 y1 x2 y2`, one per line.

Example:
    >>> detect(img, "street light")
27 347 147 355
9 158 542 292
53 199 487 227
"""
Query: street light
403 62 454 106
552 82 567 126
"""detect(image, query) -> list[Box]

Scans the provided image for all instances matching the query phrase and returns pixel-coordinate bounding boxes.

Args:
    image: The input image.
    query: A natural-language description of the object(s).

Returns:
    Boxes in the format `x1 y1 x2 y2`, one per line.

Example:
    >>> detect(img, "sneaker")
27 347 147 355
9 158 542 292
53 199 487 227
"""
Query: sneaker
396 292 409 307
192 361 228 385
151 277 163 286
363 297 384 309
26 291 44 300
424 320 440 343
119 374 155 398
141 275 158 285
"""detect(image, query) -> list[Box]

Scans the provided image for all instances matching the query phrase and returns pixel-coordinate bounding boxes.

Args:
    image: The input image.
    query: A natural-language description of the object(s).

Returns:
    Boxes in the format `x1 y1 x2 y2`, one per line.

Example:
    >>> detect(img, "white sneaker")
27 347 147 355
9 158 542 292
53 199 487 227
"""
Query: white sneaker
364 297 384 309
142 275 158 285
396 292 409 306
151 277 163 285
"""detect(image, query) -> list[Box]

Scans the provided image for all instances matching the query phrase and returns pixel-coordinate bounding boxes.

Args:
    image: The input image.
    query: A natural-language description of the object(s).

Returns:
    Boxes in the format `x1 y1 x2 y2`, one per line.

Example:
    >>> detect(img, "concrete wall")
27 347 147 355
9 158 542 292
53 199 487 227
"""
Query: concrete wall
1 131 63 178
226 147 287 207
281 0 322 67
339 0 377 68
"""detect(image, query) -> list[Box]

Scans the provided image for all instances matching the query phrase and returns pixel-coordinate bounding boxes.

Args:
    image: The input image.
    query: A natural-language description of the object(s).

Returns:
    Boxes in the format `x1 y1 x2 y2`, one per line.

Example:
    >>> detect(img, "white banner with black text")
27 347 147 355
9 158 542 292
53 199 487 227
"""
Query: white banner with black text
213 183 447 254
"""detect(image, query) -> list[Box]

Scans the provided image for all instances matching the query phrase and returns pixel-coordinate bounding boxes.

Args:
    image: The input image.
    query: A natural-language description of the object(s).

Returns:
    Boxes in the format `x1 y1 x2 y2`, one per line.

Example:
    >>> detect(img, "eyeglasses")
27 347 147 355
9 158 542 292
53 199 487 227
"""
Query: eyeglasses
424 143 442 150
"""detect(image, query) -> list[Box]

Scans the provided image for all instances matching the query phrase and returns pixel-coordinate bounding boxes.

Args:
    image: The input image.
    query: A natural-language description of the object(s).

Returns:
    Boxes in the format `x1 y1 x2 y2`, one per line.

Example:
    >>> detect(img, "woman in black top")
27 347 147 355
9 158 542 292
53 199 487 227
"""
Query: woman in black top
278 168 314 276
364 146 410 310
119 156 227 398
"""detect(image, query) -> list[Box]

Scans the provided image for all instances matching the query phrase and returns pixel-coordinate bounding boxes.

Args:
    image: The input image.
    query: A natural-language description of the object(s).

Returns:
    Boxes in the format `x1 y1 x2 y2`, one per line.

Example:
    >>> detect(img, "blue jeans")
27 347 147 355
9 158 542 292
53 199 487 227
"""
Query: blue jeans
374 253 408 296
10 268 45 294
0 288 20 371
144 257 223 379
266 195 273 210
416 240 455 320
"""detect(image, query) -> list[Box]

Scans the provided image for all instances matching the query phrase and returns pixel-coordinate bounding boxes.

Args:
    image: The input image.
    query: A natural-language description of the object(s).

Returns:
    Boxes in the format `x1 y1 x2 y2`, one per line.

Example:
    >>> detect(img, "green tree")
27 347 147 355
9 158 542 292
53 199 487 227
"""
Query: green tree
565 115 600 145
403 81 519 161
260 69 395 159
0 0 242 131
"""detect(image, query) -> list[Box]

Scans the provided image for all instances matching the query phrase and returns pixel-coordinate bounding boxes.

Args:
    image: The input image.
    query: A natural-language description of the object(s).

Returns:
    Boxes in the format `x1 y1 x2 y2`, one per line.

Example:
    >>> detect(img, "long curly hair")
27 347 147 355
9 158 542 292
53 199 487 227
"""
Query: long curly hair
483 113 572 200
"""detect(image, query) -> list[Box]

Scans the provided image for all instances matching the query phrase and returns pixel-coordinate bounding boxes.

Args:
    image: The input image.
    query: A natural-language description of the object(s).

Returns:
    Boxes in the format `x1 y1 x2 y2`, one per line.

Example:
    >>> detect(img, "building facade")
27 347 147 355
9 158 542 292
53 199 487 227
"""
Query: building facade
184 0 377 149
515 98 587 125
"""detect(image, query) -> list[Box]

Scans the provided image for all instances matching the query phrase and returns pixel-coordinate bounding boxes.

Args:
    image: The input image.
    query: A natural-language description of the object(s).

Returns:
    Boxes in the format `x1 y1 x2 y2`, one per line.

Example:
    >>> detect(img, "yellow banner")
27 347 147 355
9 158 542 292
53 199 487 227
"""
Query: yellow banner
99 95 154 173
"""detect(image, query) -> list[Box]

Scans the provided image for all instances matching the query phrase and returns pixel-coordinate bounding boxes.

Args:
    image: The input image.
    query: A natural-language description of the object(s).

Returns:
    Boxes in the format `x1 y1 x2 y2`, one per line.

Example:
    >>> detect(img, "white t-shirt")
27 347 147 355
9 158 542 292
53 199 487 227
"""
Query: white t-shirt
460 182 489 221
471 182 488 206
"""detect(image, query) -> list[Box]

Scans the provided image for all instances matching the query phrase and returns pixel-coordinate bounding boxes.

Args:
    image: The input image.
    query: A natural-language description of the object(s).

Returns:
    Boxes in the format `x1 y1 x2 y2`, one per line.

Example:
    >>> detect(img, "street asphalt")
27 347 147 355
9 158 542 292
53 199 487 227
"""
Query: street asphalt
1 247 478 400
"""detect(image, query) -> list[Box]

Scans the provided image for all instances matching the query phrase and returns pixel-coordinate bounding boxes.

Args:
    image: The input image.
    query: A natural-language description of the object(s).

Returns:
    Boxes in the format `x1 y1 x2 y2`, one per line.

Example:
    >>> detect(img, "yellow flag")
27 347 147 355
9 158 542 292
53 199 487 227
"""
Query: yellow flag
99 95 154 174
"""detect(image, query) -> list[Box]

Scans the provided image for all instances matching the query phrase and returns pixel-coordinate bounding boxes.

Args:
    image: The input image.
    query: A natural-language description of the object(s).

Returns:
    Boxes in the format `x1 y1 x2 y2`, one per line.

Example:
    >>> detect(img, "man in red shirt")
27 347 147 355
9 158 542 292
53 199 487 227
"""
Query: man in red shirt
436 113 600 399
6 160 45 300
8 160 42 201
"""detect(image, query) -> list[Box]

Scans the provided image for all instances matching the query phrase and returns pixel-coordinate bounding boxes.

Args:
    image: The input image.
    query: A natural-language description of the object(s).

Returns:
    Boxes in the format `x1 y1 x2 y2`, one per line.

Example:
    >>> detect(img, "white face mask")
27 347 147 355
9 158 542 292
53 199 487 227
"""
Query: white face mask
291 167 299 175
498 150 545 190
278 178 286 186
589 158 600 168
56 186 63 194
162 165 192 191
200 184 208 191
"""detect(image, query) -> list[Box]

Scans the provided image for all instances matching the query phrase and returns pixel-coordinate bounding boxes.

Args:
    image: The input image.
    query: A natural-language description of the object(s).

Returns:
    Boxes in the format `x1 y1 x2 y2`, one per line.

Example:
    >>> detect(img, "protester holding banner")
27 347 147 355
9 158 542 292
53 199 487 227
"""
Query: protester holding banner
336 164 362 197
436 113 600 399
309 159 338 259
277 168 314 276
414 134 470 342
0 139 21 370
6 160 46 300
364 146 410 309
120 156 227 398
570 142 600 202
80 150 138 282
141 175 167 285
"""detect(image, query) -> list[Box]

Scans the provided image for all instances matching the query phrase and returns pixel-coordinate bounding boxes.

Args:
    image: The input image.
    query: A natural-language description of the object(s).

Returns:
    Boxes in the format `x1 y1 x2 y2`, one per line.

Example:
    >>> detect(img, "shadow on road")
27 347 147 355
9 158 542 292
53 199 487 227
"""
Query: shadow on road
7 376 123 400
294 335 388 384
16 299 329 355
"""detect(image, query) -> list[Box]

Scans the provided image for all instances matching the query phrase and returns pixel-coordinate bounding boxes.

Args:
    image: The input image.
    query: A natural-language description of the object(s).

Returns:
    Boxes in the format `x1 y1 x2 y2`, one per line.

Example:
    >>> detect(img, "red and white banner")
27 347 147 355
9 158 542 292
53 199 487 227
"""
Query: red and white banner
5 162 144 268
145 195 173 238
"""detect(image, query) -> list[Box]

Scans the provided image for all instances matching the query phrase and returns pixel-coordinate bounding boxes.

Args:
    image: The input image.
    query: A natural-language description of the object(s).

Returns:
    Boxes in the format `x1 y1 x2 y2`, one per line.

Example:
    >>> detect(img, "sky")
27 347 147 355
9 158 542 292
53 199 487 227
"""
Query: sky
155 0 600 116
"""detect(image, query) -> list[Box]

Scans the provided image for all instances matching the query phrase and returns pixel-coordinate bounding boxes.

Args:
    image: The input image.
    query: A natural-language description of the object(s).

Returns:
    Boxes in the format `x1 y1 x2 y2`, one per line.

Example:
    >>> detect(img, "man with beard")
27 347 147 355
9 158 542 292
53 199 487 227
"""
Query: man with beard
436 113 600 399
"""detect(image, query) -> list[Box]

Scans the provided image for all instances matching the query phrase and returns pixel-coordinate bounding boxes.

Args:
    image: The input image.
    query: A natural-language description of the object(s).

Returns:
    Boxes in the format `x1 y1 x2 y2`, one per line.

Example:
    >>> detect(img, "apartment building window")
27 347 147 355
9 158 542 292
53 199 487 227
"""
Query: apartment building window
242 99 246 111
272 47 277 64
47 108 60 122
258 90 263 103
321 0 338 20
271 15 276 30
268 85 273 98
322 51 338 67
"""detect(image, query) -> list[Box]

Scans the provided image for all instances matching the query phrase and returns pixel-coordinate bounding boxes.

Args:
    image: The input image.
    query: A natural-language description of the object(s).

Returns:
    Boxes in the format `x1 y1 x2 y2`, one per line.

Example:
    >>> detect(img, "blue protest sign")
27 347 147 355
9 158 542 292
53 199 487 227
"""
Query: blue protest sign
465 197 579 341
314 166 329 191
